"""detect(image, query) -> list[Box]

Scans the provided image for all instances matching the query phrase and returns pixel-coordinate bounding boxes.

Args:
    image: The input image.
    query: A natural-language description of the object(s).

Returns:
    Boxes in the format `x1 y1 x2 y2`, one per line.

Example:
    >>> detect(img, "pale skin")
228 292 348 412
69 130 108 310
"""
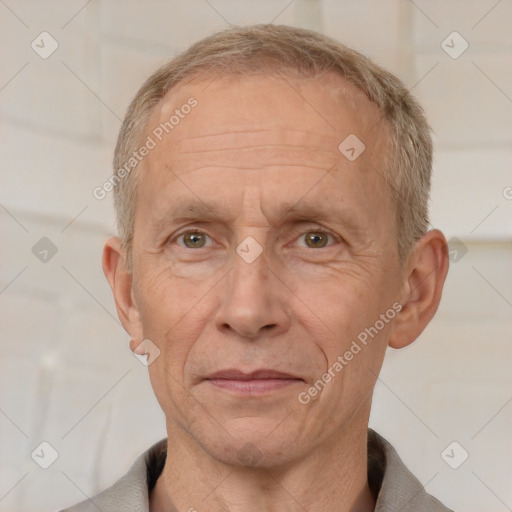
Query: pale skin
103 72 449 512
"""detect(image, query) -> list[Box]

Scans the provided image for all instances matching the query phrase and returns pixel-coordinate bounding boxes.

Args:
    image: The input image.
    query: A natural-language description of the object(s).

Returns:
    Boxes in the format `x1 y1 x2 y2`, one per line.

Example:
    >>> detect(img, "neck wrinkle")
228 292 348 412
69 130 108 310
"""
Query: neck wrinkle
151 409 376 512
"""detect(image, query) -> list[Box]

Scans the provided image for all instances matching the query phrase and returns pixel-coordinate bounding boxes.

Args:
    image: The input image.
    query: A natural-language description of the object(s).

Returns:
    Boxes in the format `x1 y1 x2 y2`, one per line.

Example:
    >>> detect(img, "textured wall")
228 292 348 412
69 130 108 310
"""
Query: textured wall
0 1 511 511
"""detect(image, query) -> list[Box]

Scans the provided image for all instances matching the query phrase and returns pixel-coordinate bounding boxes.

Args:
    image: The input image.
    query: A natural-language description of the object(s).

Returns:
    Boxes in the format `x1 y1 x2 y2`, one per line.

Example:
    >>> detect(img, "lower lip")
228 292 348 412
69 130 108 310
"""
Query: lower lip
206 378 301 394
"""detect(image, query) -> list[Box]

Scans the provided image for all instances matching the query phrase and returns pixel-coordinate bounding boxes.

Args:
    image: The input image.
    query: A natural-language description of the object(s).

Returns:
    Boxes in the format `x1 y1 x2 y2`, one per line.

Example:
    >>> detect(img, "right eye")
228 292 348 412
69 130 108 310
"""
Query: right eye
175 231 214 249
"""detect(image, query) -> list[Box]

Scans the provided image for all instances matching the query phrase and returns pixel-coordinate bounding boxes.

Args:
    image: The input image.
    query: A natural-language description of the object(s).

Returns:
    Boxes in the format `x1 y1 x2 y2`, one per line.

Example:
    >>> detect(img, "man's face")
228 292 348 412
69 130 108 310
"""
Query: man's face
130 72 406 466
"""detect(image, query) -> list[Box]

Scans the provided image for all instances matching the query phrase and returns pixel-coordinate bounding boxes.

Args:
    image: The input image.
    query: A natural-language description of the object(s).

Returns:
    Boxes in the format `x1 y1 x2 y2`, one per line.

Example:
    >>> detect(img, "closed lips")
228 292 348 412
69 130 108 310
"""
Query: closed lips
205 369 303 381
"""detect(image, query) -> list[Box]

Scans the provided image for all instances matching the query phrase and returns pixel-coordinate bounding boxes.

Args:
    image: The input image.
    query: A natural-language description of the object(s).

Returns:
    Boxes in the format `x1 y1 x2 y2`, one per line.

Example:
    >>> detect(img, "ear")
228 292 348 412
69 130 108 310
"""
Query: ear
102 237 143 343
388 229 449 349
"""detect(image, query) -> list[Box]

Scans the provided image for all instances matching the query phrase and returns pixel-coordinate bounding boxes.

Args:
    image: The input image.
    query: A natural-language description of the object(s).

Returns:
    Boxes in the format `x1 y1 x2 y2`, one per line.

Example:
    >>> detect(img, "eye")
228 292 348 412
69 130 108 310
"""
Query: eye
176 231 214 249
296 230 335 249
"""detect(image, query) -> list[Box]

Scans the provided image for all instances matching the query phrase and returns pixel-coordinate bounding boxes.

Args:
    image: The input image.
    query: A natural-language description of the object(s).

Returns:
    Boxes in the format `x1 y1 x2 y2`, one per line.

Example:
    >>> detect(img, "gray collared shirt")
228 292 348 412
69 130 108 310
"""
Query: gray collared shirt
60 429 453 512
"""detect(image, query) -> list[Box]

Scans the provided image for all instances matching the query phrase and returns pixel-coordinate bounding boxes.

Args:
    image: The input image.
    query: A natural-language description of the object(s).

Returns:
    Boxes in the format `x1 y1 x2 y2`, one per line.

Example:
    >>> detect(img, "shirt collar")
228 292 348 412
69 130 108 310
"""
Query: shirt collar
64 429 452 511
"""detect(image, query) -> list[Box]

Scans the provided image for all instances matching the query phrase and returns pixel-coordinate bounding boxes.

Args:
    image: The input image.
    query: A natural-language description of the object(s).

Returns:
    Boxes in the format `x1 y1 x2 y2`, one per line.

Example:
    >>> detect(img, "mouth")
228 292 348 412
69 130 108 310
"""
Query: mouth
204 369 304 395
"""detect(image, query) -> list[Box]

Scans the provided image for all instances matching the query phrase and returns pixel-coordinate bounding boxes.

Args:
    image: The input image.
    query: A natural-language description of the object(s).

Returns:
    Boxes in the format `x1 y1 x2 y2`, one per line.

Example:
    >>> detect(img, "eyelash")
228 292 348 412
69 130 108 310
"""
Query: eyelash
171 227 338 249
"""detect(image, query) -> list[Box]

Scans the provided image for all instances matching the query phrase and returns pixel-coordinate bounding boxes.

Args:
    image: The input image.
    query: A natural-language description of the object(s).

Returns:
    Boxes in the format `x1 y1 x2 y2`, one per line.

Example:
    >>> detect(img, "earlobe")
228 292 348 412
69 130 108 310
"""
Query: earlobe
388 229 449 349
102 237 142 340
129 338 146 355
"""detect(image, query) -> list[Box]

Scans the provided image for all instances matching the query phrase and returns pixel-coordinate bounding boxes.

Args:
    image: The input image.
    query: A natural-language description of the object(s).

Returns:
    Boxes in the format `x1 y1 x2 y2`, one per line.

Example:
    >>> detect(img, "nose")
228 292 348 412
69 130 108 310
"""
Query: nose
214 248 291 340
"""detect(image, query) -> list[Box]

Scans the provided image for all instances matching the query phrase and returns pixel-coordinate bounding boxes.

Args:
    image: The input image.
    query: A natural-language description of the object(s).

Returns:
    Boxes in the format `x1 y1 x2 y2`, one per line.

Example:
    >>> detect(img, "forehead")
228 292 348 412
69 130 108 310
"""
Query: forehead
143 71 389 173
135 71 393 227
150 70 385 143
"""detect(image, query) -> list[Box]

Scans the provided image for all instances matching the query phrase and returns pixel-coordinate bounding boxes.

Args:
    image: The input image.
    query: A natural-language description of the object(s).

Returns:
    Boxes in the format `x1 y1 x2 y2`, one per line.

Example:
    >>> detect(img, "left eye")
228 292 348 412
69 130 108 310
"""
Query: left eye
296 231 335 249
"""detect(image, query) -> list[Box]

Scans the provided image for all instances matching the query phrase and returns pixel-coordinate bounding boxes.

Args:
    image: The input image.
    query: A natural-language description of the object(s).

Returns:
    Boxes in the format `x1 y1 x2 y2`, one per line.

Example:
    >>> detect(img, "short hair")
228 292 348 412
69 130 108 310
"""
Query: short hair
113 24 432 272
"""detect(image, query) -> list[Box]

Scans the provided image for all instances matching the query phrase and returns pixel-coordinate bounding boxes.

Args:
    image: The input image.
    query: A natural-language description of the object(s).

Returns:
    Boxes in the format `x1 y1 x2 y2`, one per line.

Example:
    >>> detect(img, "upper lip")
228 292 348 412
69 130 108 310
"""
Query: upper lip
206 369 302 381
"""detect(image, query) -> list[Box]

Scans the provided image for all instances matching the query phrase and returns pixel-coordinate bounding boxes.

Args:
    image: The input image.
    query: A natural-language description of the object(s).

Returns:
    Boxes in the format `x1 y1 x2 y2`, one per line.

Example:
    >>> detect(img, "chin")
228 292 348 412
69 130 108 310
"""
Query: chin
194 418 306 469
214 442 295 469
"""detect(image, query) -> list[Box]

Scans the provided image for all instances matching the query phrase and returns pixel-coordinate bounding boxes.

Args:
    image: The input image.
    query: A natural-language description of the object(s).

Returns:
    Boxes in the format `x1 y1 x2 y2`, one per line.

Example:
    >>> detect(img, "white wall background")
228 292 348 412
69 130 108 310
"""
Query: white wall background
0 1 511 511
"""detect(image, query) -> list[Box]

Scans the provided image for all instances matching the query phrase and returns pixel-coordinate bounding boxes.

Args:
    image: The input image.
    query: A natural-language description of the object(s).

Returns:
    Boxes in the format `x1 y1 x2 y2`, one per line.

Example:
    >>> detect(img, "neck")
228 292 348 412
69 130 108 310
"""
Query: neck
150 416 375 512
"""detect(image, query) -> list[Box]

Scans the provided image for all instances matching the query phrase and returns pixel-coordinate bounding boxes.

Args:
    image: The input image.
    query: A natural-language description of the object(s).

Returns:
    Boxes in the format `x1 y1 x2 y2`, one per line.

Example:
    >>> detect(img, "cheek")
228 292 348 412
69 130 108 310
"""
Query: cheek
293 269 394 379
305 325 389 424
137 263 215 327
292 271 376 342
134 270 216 373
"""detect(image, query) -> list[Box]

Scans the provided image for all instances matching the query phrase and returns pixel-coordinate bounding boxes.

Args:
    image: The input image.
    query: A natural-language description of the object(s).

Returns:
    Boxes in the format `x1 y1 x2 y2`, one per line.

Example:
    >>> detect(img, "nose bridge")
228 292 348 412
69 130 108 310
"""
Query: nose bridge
228 239 273 313
228 183 272 296
229 183 274 308
232 240 268 287
214 230 289 339
213 183 292 338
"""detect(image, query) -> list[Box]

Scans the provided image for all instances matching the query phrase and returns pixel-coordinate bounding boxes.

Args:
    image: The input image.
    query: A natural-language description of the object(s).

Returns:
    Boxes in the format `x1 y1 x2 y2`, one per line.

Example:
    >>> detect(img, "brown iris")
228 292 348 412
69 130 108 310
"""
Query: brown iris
183 232 206 248
304 232 329 248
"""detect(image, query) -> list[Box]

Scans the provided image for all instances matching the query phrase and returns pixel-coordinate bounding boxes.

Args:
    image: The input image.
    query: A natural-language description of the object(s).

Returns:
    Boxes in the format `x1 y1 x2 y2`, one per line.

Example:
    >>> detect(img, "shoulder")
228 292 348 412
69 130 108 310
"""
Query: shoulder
58 438 167 512
369 429 454 512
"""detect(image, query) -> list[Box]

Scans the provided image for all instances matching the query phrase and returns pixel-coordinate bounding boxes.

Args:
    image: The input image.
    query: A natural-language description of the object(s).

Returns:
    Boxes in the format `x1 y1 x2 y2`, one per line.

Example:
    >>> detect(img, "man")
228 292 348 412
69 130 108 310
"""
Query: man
62 24 451 512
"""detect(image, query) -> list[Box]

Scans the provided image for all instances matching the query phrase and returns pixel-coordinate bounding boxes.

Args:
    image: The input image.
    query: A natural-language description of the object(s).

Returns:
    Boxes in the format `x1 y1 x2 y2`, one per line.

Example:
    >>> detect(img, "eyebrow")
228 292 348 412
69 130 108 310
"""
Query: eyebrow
281 203 363 233
152 202 228 229
151 199 364 236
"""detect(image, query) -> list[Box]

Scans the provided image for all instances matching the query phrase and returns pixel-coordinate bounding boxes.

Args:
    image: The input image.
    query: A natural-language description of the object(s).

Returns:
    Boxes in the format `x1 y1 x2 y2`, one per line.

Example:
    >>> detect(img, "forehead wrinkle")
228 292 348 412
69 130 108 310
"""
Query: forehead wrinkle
176 144 339 155
164 144 343 176
164 164 336 176
175 128 306 139
172 127 342 153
